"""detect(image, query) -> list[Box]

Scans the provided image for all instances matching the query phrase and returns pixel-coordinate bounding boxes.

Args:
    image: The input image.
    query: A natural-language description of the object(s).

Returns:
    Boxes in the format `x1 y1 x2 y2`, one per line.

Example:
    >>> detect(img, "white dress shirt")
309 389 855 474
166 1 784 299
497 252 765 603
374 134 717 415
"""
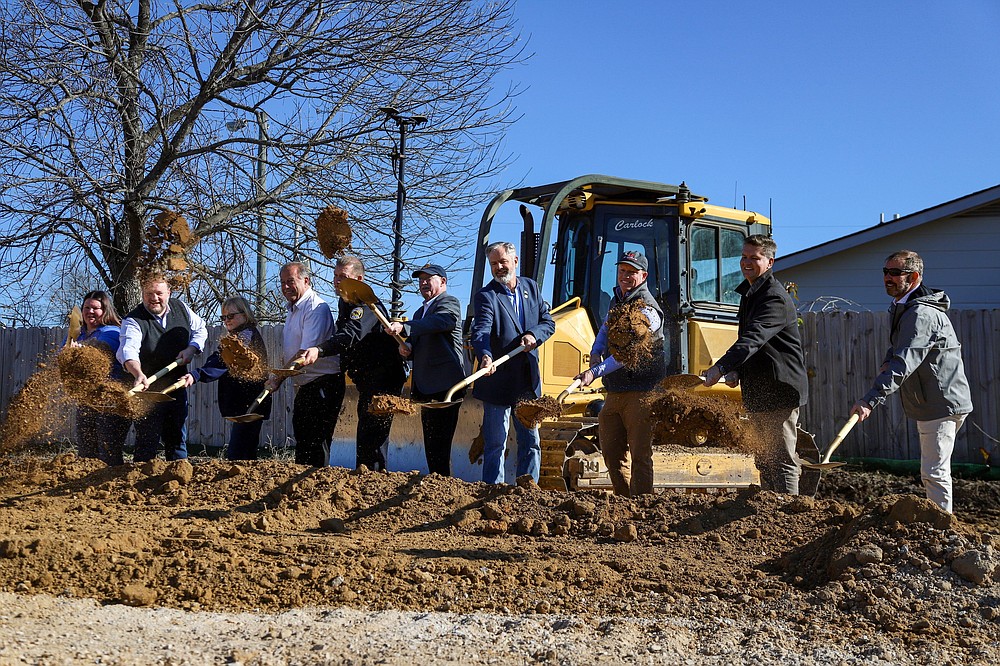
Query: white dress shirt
117 300 208 366
284 287 340 386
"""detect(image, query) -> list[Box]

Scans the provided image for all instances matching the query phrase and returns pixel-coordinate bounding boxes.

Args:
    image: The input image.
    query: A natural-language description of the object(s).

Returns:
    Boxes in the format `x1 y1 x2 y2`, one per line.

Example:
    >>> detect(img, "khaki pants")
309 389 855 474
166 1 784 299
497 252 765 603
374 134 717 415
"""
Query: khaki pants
598 391 654 496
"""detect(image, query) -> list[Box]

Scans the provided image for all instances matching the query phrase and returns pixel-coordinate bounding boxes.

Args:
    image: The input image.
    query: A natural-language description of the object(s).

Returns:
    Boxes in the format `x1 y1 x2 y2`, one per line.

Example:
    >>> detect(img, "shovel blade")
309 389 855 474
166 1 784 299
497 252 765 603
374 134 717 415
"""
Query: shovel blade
225 413 264 423
801 460 848 471
133 392 175 403
337 277 378 307
661 374 706 390
418 399 463 409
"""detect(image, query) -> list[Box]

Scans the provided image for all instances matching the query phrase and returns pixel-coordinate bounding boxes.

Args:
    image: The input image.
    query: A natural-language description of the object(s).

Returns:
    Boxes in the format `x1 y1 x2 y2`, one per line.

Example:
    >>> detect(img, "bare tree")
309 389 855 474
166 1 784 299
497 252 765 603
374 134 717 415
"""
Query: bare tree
0 0 524 322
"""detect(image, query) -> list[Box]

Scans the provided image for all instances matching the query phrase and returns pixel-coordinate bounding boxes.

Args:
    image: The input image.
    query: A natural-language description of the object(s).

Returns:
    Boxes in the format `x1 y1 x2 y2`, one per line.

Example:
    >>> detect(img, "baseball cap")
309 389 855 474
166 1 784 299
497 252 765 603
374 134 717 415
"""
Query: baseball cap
617 250 648 271
411 263 447 279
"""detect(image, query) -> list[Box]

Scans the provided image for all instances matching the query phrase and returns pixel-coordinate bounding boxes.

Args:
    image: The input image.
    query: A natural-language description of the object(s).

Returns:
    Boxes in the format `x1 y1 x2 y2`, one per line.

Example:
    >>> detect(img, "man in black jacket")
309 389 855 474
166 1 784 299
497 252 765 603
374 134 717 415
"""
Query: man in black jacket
297 256 407 471
703 235 808 494
385 264 466 476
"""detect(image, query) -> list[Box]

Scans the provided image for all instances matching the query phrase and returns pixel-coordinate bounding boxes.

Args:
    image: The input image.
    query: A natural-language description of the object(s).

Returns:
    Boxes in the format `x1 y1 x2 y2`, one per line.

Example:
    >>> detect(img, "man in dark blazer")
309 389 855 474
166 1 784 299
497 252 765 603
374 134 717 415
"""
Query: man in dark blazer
470 241 555 484
385 264 466 476
703 234 808 494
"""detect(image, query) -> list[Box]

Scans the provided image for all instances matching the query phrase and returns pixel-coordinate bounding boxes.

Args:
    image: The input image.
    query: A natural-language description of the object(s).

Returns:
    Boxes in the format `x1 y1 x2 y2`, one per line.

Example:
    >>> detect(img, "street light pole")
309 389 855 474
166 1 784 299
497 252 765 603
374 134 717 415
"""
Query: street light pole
380 106 427 320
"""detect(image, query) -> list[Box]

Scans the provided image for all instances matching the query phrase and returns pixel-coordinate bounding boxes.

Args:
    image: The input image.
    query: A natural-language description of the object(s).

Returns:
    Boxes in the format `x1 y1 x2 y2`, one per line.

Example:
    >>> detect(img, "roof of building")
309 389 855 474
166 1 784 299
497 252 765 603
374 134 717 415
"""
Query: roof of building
775 183 1000 271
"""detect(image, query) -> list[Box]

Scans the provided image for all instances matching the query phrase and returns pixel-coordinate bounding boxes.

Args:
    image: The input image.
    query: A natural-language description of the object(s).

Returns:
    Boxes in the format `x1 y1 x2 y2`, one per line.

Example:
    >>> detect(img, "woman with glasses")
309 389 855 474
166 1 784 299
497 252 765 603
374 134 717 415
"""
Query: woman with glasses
181 296 271 460
75 290 131 465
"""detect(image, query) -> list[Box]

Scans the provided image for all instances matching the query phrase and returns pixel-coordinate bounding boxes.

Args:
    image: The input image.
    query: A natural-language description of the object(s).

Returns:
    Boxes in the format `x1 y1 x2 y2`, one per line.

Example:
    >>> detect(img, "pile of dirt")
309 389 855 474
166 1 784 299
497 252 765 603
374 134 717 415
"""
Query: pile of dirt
0 452 996 663
607 300 653 369
515 395 562 428
219 335 268 382
0 452 998 661
368 394 416 415
316 204 352 259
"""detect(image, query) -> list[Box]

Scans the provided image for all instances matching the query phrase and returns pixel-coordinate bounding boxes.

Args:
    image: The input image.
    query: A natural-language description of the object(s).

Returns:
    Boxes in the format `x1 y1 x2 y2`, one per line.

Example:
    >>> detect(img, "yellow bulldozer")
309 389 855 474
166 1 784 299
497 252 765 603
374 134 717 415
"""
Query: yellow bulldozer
462 174 819 494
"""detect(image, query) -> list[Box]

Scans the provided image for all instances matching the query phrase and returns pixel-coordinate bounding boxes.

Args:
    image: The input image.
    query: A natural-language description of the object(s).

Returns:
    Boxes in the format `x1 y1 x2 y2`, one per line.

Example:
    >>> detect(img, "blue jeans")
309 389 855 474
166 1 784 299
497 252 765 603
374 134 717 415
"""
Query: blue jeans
481 401 540 484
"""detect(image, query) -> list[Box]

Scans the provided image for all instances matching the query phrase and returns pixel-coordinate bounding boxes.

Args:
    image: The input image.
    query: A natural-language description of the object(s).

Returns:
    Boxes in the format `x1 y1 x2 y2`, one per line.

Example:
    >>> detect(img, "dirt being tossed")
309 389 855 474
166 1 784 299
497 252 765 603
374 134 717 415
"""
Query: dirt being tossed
0 368 67 453
0 452 997 663
647 384 762 456
316 204 352 259
515 395 563 428
219 334 268 382
137 210 198 289
57 345 112 403
368 394 416 415
607 299 653 369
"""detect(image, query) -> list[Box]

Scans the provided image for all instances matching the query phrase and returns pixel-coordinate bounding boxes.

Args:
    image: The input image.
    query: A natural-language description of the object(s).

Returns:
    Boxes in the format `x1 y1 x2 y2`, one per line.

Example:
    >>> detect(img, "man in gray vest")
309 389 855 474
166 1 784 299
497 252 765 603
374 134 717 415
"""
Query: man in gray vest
575 251 666 496
118 273 208 462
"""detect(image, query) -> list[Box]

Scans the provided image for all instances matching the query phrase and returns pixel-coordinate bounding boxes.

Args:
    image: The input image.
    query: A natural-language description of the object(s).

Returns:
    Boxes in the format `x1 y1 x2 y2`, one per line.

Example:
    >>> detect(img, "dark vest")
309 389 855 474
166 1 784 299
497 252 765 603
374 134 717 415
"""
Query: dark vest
127 298 192 390
603 282 667 393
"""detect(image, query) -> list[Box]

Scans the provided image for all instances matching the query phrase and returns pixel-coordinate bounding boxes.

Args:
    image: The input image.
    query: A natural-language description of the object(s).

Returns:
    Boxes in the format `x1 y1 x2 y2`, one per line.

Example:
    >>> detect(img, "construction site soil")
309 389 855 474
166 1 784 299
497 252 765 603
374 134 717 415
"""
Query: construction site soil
0 451 998 664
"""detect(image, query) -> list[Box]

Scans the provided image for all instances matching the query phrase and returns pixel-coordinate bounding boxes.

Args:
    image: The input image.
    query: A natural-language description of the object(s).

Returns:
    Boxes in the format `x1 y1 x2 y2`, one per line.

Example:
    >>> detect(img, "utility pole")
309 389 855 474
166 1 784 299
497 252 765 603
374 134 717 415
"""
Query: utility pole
227 111 269 310
380 106 427 320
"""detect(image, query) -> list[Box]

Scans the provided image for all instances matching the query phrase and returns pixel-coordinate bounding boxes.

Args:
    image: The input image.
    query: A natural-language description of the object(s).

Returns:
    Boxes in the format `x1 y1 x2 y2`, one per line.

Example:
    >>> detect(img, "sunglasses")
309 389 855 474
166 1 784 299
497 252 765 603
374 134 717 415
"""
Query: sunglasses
882 268 912 277
221 313 241 321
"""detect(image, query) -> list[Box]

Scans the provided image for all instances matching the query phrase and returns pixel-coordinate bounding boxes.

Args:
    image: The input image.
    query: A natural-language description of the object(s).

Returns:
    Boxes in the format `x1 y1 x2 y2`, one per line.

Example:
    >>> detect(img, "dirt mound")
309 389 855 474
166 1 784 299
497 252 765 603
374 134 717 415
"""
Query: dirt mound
0 453 997 658
607 300 653 369
219 335 268 382
316 204 351 259
514 395 562 428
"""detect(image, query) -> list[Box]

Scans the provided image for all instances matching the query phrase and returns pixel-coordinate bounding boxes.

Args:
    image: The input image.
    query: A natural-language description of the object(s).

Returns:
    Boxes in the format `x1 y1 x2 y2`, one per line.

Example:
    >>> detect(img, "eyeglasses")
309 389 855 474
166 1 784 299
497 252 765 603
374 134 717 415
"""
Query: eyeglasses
882 267 912 277
221 313 241 322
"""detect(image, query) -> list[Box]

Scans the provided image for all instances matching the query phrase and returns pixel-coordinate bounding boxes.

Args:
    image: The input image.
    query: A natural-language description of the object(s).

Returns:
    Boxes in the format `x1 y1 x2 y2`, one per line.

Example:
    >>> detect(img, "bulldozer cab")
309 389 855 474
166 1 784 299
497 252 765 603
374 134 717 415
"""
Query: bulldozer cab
467 174 771 392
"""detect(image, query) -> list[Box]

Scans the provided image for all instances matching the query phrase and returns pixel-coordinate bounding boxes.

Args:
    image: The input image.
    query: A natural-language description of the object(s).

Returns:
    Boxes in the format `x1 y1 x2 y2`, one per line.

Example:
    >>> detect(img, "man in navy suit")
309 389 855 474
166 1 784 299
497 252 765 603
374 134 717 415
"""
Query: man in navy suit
471 241 555 484
385 264 466 476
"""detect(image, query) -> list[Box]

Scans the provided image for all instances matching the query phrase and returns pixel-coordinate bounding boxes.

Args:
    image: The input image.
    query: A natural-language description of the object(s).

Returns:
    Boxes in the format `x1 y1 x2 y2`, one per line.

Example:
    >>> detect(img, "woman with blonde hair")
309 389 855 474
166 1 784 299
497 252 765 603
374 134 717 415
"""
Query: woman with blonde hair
182 296 271 460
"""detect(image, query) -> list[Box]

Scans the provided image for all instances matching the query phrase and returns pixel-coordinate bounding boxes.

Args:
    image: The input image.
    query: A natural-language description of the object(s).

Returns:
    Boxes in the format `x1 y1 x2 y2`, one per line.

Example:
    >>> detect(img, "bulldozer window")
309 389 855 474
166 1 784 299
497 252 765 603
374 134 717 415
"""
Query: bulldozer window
690 225 744 305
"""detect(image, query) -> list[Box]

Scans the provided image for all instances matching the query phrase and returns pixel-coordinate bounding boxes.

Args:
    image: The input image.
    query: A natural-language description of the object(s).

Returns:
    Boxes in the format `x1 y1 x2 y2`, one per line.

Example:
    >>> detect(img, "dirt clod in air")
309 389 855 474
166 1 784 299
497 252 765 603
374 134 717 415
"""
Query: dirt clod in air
515 395 562 428
607 300 653 369
316 204 352 259
219 335 268 382
0 368 66 452
57 346 112 403
368 394 415 416
646 385 761 456
137 210 198 289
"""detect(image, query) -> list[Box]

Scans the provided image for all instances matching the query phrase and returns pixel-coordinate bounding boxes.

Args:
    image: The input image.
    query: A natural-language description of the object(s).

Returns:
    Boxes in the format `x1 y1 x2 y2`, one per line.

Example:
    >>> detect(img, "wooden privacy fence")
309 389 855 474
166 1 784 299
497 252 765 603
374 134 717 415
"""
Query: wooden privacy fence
798 310 1000 464
2 311 999 464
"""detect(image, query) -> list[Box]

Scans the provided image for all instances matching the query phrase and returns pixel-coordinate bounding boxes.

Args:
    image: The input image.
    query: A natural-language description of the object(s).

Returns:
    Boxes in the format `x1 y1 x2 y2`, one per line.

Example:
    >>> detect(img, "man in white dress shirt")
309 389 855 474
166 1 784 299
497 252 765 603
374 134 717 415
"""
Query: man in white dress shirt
267 261 343 466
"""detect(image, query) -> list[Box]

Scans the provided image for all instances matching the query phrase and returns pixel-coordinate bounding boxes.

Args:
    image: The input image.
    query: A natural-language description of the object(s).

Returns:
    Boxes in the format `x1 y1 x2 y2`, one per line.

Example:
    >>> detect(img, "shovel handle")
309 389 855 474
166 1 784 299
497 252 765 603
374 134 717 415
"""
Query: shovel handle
161 377 189 395
365 303 408 346
444 344 528 402
821 414 860 464
246 387 272 413
557 378 583 405
128 359 183 394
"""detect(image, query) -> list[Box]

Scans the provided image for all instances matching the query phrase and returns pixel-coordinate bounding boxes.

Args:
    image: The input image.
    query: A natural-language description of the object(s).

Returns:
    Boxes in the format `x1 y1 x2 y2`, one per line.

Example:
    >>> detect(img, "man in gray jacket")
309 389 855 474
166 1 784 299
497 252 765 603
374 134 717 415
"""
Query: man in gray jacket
851 250 973 513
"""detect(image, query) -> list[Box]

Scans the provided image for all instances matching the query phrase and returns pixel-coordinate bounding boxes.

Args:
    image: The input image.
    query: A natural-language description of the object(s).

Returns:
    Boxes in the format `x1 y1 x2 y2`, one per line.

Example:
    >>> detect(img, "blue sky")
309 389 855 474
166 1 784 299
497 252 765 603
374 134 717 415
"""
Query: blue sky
502 0 1000 248
420 0 1000 313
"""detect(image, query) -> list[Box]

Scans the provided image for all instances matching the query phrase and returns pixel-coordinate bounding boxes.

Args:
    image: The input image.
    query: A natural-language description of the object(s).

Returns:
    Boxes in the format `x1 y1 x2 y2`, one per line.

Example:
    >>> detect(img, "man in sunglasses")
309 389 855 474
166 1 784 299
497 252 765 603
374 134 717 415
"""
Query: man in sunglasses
850 251 972 513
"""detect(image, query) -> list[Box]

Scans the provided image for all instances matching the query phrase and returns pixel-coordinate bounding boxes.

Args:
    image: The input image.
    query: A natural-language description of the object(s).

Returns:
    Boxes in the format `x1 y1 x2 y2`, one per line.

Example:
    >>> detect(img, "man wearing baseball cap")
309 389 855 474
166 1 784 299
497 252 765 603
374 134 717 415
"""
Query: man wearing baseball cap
575 250 666 496
385 263 467 475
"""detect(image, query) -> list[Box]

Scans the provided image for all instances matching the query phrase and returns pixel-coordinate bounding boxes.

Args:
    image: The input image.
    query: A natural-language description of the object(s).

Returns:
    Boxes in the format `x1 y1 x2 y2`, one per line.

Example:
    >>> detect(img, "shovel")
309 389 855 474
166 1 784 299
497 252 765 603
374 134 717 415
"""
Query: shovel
557 378 583 405
127 360 183 396
132 376 188 403
225 361 303 423
801 414 859 470
336 277 408 346
420 344 528 409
